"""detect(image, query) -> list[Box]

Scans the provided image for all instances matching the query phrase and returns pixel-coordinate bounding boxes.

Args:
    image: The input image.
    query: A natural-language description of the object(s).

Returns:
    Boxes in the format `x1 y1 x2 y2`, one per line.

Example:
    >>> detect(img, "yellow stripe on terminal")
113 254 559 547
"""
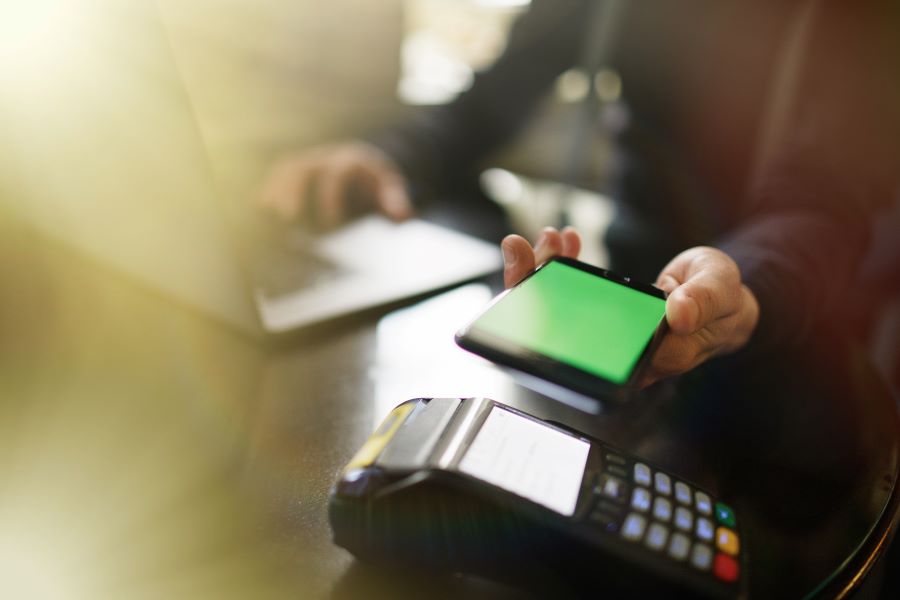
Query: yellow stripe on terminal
344 403 415 472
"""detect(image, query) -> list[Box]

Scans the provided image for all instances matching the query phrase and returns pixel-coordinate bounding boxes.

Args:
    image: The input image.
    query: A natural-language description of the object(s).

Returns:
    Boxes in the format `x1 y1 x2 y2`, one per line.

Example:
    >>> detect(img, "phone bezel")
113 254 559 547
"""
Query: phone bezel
455 257 668 401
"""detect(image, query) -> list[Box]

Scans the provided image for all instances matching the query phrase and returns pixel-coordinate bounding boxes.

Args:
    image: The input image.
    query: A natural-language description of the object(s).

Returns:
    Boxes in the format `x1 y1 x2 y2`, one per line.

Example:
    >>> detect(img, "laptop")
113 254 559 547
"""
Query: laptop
0 0 501 336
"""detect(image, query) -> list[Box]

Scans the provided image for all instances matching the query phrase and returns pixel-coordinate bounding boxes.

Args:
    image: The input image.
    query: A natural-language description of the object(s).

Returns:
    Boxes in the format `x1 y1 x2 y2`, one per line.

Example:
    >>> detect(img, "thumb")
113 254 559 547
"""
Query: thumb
657 247 741 335
666 285 704 335
666 267 740 335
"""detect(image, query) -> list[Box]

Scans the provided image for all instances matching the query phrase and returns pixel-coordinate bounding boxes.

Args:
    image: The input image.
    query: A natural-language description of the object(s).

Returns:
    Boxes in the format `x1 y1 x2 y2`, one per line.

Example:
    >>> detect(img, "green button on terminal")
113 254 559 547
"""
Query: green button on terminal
715 502 736 527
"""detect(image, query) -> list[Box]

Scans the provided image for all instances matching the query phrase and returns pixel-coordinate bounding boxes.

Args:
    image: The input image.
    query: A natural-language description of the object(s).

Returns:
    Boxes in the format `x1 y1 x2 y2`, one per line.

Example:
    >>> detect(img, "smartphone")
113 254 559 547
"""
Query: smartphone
455 257 668 401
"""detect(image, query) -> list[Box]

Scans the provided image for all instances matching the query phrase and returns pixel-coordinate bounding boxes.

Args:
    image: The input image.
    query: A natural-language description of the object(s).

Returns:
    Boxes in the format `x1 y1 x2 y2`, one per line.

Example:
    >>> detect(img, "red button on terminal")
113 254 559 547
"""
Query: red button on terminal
713 553 740 583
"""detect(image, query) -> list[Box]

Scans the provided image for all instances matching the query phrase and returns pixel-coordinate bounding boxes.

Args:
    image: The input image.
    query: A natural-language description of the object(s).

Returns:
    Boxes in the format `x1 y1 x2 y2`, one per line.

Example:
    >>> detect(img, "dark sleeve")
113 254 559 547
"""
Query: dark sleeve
369 0 591 194
718 0 900 350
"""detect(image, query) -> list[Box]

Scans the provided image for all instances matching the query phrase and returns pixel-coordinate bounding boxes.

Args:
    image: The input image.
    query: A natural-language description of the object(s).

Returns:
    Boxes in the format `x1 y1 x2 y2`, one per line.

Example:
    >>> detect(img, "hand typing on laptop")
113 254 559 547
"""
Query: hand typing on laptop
501 227 759 389
258 141 413 228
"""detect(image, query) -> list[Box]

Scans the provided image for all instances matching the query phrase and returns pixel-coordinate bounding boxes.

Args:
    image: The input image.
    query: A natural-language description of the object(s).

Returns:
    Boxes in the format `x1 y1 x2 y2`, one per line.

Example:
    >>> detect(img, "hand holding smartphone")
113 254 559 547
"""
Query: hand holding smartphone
456 257 668 401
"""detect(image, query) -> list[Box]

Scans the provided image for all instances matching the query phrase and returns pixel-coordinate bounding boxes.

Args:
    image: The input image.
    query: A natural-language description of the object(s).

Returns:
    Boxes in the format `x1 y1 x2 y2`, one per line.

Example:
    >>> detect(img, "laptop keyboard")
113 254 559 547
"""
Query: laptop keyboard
250 239 345 299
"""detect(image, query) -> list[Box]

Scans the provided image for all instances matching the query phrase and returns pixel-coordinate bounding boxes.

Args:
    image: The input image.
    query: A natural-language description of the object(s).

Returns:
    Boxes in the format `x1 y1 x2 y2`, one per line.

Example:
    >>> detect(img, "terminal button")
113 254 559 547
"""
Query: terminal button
631 487 651 512
654 472 672 495
652 497 672 522
668 532 691 561
715 502 736 528
589 510 620 534
607 465 629 479
690 544 713 571
695 492 712 515
634 463 652 487
593 499 623 516
622 513 648 541
645 523 669 551
605 452 627 466
597 474 628 503
674 482 692 505
715 527 740 556
696 517 714 541
674 507 693 532
713 553 740 583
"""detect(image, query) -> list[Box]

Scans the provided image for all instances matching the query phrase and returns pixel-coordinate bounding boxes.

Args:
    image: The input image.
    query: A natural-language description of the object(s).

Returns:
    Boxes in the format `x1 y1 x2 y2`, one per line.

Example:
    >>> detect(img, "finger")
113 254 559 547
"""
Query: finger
259 159 315 221
533 227 562 266
637 333 710 388
561 226 582 259
258 160 293 216
269 161 314 221
640 286 759 389
317 163 352 227
372 172 413 221
665 288 703 335
257 160 286 210
669 272 742 335
660 250 741 335
502 234 536 288
655 272 680 295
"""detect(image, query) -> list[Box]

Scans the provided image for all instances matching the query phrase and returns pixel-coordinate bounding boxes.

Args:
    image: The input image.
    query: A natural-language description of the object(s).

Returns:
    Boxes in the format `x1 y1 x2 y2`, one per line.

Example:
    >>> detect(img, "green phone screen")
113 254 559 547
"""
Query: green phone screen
471 261 667 384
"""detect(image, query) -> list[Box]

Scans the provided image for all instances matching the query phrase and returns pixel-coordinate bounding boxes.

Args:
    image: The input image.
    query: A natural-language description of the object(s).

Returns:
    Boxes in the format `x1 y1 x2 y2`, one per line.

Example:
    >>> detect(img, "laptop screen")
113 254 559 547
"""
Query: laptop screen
0 0 261 332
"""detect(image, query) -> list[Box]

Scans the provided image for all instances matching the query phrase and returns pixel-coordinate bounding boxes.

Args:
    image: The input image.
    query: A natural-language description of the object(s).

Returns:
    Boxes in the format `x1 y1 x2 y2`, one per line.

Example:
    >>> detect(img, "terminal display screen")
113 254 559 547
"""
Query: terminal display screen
457 407 590 515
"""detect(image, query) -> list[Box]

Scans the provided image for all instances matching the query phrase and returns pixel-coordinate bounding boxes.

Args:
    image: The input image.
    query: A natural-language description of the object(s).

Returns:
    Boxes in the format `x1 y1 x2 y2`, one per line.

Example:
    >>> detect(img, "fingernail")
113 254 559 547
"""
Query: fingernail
502 243 516 265
385 190 404 209
534 232 547 251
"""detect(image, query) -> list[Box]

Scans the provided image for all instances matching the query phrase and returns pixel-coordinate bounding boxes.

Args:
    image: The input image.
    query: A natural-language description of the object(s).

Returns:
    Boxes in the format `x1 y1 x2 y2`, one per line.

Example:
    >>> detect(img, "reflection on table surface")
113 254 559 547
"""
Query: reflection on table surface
0 215 897 600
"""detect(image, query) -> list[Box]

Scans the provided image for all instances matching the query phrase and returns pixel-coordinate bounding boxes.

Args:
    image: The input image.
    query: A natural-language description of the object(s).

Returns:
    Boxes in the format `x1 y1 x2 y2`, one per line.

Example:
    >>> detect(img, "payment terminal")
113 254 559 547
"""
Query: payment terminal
330 398 746 598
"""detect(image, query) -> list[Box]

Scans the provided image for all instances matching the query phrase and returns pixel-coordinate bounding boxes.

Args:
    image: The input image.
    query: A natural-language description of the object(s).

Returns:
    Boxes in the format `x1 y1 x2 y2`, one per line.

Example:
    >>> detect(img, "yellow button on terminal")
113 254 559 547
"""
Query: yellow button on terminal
715 527 740 556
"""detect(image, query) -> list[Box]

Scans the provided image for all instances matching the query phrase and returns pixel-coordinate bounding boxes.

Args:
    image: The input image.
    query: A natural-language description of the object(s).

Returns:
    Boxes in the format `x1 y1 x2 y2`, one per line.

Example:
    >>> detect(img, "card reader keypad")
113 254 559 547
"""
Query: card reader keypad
588 452 741 585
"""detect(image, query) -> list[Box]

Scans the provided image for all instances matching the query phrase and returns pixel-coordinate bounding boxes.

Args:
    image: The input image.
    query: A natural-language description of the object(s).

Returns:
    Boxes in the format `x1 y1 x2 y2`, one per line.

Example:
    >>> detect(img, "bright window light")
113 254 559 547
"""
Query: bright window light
398 0 530 105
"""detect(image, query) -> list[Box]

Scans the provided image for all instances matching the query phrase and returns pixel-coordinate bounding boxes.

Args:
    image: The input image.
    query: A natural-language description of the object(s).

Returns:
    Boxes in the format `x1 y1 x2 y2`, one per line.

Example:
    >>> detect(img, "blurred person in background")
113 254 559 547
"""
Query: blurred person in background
259 0 900 387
